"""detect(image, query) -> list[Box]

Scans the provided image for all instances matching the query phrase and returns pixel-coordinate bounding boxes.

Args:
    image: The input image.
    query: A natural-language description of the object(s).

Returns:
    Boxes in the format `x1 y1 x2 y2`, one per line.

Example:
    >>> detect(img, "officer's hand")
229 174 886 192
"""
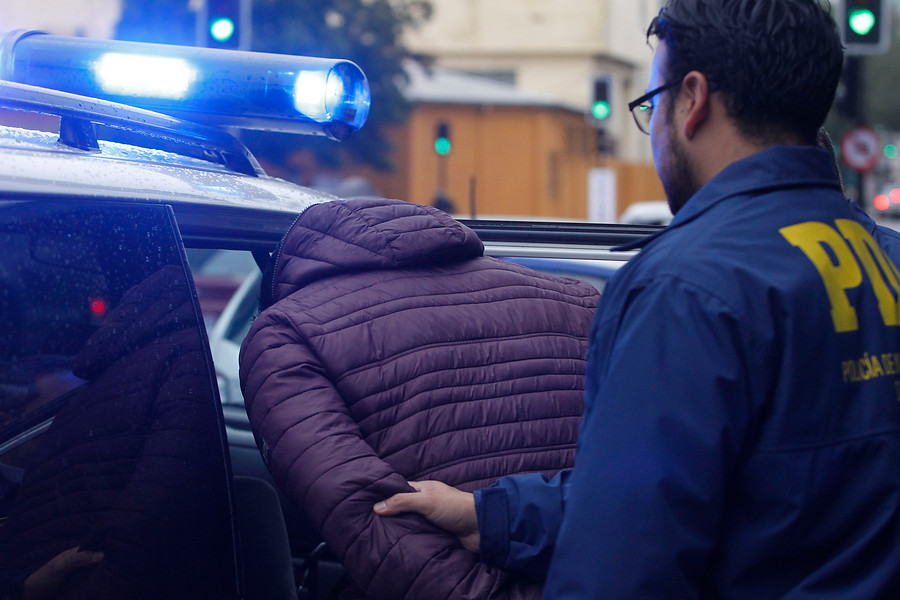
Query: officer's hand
374 480 480 553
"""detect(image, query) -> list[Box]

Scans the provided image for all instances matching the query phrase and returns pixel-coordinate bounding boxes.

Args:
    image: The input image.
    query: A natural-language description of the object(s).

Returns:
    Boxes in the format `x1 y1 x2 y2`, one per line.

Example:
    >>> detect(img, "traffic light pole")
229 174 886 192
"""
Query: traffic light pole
844 56 869 209
438 154 448 194
837 0 892 212
432 122 454 211
239 0 252 50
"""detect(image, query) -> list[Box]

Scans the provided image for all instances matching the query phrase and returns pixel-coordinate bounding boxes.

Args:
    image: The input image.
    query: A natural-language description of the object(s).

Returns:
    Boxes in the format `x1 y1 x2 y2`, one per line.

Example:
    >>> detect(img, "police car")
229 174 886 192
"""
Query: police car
0 31 651 599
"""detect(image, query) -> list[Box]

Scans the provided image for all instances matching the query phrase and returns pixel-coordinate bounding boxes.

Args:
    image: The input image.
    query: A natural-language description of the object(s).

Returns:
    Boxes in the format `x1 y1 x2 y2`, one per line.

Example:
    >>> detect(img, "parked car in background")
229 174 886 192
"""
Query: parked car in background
620 200 673 225
188 249 260 328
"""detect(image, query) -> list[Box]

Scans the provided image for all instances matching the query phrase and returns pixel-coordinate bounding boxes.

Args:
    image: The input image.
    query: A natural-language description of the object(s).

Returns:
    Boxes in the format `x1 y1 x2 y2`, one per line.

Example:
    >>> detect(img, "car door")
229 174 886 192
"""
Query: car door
0 199 240 600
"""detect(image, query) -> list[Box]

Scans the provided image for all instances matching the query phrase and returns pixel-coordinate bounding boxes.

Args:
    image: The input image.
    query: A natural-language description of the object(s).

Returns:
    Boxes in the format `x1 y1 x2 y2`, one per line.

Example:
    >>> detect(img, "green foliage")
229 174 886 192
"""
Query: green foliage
116 0 433 171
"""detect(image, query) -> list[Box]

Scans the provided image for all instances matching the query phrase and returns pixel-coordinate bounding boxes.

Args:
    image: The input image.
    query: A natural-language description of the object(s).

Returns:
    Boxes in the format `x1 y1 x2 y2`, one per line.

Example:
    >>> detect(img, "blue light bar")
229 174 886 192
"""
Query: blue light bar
0 30 370 140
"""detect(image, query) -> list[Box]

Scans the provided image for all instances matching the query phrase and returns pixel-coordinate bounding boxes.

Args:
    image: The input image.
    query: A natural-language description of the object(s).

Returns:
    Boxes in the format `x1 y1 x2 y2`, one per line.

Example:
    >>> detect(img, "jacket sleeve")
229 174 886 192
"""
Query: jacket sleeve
240 310 542 600
542 277 752 598
475 470 573 579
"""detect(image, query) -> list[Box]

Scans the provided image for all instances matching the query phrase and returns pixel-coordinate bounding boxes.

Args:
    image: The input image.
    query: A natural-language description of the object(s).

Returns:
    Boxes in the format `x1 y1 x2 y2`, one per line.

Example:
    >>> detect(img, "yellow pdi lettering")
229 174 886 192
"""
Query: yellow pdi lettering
836 219 900 326
780 222 862 332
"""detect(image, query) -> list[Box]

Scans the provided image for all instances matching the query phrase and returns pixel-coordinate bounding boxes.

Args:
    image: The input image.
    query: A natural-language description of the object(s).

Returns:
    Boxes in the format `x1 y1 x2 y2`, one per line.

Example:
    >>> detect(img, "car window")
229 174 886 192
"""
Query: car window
0 200 239 599
223 273 262 345
501 256 621 293
186 249 260 330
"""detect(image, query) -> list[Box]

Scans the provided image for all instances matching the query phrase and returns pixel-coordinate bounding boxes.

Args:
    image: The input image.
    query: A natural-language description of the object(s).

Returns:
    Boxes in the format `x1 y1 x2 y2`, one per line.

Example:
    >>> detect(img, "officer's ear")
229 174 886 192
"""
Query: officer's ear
680 71 711 140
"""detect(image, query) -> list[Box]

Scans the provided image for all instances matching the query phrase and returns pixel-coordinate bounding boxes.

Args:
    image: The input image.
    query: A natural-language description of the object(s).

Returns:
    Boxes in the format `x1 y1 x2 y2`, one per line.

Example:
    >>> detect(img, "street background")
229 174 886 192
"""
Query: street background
3 0 900 226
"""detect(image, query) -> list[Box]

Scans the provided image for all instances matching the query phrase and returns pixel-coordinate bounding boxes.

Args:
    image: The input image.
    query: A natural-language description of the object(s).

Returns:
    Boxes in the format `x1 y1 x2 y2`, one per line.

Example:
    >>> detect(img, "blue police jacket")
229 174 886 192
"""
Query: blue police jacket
476 146 900 598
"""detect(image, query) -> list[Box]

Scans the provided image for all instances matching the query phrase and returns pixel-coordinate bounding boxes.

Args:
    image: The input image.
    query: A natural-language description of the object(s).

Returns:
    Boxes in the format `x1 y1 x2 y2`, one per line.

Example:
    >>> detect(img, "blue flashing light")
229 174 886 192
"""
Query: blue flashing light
294 69 346 123
0 30 371 140
209 17 236 43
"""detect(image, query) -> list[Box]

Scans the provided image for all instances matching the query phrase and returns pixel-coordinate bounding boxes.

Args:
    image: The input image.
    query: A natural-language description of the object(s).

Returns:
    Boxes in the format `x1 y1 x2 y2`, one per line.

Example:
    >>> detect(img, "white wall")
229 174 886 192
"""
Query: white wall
404 0 607 54
2 0 121 38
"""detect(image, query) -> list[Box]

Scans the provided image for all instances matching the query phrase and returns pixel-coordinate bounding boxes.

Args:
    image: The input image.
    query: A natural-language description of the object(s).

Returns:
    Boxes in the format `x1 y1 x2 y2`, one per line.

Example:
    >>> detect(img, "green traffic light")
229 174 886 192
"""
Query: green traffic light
591 100 611 121
885 144 898 159
434 137 451 156
210 17 236 43
848 8 876 36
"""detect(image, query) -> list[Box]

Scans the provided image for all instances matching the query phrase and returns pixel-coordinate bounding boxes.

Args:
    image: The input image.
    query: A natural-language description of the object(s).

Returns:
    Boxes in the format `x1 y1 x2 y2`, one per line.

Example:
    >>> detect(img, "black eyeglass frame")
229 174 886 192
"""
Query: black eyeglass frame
627 80 681 135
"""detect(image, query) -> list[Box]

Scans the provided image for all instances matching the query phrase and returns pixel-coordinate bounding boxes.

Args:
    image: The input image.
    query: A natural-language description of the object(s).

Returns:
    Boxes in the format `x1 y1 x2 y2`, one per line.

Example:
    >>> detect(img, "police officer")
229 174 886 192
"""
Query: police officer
376 0 900 596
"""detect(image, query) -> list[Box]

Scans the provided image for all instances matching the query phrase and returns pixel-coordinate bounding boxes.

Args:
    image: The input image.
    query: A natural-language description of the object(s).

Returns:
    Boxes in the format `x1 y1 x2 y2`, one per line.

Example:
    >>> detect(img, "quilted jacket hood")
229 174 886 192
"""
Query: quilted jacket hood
265 198 484 308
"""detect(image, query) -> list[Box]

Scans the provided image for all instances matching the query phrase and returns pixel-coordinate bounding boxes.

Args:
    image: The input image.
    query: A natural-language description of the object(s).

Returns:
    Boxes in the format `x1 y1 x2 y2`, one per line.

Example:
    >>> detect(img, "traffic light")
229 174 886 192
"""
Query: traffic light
201 0 248 49
834 56 862 119
434 122 451 156
840 0 891 55
590 75 612 124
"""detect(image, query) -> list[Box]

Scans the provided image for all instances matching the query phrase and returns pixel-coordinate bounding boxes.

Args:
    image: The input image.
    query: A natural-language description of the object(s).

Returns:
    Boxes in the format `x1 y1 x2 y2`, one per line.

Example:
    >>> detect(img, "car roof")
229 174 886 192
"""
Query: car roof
0 124 333 209
0 79 340 249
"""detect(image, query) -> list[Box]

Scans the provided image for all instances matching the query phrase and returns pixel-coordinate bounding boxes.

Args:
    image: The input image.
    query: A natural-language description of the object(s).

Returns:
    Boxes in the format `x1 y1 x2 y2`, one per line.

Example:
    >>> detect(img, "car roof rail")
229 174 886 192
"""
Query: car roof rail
0 80 264 176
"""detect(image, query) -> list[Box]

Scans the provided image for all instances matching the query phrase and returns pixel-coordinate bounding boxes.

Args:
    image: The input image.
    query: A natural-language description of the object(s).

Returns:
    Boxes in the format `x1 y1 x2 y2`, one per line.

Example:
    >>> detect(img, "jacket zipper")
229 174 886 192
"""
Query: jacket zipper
269 211 305 304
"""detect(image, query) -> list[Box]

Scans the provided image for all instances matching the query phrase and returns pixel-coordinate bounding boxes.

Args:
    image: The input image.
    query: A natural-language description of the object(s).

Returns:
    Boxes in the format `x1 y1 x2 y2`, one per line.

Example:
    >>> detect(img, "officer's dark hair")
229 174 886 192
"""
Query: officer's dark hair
816 126 844 190
648 0 843 145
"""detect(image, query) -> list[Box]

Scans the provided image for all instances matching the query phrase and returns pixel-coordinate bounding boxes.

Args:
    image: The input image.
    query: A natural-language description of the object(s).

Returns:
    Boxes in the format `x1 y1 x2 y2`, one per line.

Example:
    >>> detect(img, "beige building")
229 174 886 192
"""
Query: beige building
402 0 667 163
373 0 670 220
353 62 664 221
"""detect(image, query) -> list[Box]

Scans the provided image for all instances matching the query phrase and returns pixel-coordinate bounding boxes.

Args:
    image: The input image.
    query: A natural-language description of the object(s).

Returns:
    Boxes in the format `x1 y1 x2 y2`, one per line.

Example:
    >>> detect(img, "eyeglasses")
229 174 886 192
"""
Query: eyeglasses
628 80 681 135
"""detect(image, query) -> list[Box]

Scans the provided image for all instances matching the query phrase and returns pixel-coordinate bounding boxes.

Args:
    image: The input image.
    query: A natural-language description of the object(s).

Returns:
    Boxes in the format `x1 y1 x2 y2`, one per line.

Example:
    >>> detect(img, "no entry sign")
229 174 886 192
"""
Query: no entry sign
840 126 882 173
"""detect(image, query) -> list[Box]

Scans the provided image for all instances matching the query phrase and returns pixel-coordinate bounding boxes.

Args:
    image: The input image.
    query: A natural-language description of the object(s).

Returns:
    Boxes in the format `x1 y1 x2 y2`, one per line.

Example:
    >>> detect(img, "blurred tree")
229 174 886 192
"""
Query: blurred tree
115 0 433 172
864 14 900 131
116 0 197 46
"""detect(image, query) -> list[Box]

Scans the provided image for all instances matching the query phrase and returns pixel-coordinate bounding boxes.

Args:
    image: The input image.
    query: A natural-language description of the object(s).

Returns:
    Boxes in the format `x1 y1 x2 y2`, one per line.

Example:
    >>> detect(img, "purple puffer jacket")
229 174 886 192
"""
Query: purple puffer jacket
239 198 599 600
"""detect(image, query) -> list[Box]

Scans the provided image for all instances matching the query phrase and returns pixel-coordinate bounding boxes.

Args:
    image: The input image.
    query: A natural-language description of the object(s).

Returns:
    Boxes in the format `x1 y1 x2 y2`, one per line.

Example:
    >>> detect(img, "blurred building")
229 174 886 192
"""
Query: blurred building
2 0 121 38
351 63 663 221
387 0 666 219
401 0 666 165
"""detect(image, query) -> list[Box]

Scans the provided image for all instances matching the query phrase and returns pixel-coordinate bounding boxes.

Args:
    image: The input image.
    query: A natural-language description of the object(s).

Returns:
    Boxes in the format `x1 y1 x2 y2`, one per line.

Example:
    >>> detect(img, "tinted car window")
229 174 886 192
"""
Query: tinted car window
0 201 238 599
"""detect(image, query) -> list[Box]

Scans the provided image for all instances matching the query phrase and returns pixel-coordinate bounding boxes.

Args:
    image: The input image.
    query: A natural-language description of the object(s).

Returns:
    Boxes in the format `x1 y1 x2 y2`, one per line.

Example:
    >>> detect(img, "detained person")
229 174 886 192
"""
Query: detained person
239 197 601 599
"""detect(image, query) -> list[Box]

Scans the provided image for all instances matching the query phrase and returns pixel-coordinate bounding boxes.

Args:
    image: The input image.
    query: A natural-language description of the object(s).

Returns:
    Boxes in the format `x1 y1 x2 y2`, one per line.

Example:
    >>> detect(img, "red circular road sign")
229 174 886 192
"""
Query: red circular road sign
840 126 881 173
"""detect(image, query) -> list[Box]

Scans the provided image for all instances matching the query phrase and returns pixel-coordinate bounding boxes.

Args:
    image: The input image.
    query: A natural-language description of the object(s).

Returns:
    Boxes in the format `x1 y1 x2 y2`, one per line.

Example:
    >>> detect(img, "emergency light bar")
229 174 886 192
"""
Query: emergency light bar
0 30 370 140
